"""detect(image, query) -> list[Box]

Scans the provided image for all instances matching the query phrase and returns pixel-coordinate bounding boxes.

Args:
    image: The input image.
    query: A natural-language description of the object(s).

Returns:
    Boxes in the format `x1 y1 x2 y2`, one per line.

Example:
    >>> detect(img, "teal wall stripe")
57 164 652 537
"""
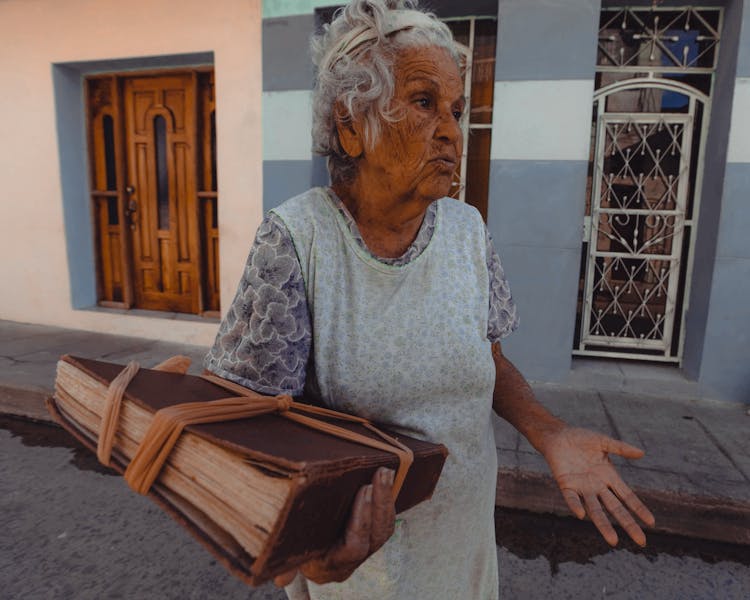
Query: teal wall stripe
263 0 336 19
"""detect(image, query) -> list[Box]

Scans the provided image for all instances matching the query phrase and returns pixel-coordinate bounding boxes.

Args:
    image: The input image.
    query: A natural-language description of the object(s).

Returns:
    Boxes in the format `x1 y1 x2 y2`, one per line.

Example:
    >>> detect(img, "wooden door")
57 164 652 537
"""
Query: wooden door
123 75 201 313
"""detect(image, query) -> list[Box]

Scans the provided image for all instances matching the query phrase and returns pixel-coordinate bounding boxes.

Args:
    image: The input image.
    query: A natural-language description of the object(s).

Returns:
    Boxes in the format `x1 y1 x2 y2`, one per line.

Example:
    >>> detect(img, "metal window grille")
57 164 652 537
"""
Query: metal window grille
574 6 722 362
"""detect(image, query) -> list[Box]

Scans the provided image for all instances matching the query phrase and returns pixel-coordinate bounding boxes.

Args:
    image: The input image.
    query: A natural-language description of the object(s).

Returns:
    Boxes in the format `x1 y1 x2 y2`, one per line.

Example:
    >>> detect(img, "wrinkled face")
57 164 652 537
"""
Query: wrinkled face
358 45 465 203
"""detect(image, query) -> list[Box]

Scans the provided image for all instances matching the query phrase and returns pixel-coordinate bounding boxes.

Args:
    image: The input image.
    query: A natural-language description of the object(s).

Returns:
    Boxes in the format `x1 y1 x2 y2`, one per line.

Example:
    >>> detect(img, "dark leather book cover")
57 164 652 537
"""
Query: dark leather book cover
47 355 448 586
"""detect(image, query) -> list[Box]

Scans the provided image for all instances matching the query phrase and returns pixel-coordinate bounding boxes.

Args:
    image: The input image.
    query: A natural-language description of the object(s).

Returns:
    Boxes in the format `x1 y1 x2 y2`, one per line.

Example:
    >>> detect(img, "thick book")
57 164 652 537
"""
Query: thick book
47 355 448 586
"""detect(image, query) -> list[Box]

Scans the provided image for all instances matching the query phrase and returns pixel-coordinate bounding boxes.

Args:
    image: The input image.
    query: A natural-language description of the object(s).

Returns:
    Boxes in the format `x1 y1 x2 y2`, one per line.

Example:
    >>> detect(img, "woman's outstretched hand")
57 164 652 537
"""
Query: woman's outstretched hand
274 466 396 587
539 426 656 547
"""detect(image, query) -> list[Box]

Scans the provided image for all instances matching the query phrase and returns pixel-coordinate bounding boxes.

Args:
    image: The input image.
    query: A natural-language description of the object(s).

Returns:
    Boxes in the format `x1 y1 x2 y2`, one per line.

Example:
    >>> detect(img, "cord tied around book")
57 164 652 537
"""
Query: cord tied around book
97 360 139 466
97 361 414 503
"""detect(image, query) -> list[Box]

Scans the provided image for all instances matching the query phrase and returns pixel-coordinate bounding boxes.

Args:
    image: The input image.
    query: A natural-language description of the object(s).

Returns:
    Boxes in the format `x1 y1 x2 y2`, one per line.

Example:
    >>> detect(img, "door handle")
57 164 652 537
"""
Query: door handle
126 198 138 230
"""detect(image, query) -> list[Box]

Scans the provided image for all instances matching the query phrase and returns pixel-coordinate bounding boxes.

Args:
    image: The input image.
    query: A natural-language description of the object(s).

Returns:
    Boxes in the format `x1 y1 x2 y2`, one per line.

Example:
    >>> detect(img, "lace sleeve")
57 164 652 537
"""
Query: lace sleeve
485 228 519 342
203 213 312 395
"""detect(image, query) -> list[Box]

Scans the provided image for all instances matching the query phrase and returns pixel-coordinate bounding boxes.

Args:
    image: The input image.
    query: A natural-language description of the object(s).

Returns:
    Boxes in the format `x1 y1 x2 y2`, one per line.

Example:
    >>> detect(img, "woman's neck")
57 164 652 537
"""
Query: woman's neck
331 180 431 259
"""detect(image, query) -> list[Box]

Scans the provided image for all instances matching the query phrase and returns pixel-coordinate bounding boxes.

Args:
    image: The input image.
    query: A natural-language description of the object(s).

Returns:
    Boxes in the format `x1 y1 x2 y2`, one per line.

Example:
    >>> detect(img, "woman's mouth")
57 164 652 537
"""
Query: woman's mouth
431 156 457 170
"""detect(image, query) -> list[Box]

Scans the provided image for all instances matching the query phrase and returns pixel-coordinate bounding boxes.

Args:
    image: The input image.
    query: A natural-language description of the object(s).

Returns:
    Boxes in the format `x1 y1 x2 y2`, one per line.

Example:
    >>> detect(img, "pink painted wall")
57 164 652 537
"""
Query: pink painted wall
0 0 263 345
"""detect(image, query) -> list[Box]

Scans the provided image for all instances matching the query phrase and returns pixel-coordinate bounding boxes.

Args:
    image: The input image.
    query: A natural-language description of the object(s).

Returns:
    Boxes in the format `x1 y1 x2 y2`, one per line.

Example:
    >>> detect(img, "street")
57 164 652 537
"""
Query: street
1 415 748 600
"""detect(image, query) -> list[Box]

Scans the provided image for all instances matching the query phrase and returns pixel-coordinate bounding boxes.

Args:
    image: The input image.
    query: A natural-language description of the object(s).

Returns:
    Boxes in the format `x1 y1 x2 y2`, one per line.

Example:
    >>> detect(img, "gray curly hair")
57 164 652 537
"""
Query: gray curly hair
311 0 462 185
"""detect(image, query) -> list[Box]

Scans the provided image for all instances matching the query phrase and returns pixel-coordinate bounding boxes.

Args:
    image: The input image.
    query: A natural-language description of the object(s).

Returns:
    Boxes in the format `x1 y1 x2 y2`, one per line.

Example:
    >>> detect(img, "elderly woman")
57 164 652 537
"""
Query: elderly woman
205 1 655 598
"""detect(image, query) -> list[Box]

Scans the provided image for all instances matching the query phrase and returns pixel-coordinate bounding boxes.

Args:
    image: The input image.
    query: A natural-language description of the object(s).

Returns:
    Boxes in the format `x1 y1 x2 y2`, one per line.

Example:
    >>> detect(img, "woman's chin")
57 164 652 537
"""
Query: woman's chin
427 179 456 201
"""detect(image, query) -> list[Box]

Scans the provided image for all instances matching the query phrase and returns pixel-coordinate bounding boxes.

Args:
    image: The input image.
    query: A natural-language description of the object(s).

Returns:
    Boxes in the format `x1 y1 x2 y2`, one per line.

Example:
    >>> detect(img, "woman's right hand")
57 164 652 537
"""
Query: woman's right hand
274 466 396 586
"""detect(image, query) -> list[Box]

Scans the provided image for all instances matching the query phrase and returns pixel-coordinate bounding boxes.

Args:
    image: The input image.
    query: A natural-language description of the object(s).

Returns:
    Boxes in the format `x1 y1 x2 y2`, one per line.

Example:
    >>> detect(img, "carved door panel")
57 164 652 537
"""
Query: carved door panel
123 75 201 313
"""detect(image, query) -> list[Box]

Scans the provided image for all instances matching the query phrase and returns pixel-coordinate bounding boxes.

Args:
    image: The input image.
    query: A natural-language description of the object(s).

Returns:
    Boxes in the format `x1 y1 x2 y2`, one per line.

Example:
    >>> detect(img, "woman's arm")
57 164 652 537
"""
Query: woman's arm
205 214 397 587
491 342 655 546
203 213 311 397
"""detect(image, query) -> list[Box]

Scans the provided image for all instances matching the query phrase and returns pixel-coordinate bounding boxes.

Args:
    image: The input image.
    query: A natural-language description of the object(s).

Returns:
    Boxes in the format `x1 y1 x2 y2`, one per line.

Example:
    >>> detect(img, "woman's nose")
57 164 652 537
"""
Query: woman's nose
435 108 462 145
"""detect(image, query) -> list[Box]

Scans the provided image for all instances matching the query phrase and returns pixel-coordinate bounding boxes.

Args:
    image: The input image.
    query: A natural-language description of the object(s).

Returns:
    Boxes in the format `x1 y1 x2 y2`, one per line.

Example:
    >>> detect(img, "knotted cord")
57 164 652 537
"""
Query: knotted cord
96 362 413 502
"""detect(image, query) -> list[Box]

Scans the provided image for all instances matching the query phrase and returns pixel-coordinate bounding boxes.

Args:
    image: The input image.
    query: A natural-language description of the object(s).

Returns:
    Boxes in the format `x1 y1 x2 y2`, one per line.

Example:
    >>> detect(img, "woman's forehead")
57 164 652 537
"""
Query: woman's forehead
394 47 462 90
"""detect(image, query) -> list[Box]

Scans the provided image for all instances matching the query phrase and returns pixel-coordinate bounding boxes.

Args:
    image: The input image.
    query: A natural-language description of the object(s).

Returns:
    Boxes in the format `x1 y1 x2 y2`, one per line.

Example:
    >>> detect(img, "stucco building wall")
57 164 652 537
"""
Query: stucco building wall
1 0 746 401
0 0 263 345
258 0 749 402
698 3 750 400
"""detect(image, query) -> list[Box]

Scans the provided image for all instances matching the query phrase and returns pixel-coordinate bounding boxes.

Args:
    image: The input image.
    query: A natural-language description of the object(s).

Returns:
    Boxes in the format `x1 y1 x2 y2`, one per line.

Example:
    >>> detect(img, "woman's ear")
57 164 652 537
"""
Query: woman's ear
335 107 364 158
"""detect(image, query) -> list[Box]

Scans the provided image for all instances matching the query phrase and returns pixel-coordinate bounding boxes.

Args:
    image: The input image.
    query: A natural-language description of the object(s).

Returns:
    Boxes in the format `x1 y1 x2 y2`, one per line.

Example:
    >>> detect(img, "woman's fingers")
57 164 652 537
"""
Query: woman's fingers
303 483 373 583
583 493 619 546
599 489 646 547
561 488 586 520
370 468 396 550
612 479 656 527
339 483 374 563
298 473 396 585
601 437 645 460
568 475 653 547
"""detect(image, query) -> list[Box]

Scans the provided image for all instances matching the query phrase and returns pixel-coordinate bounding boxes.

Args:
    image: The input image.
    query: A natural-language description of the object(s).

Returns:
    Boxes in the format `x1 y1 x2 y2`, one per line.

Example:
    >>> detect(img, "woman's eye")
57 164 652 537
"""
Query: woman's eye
416 97 432 109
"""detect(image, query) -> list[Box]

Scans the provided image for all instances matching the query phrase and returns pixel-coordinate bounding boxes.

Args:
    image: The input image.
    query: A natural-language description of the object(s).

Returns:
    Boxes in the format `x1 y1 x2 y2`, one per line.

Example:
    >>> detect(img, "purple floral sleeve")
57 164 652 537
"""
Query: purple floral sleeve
203 213 312 395
485 229 519 342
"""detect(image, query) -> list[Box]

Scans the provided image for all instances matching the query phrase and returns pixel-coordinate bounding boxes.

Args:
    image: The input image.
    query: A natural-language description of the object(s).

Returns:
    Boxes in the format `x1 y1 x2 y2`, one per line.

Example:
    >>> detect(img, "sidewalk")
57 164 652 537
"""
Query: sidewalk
1 319 748 546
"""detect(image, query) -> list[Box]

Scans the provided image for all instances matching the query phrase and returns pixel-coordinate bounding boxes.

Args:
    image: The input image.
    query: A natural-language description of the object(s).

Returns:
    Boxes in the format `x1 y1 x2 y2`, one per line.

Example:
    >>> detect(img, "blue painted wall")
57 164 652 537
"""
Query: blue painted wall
688 0 750 402
493 0 599 81
682 0 743 380
258 0 750 401
53 65 96 309
263 15 315 91
487 0 599 380
52 53 213 309
488 160 589 379
263 158 328 210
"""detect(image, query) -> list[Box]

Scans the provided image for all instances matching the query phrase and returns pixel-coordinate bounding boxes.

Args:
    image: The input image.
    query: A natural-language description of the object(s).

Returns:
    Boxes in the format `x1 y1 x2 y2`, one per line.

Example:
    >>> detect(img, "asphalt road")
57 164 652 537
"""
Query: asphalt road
1 415 748 600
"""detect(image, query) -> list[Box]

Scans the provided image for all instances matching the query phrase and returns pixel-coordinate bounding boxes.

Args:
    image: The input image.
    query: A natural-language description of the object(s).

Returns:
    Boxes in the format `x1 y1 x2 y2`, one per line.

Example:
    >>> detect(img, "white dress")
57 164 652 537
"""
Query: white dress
271 189 502 600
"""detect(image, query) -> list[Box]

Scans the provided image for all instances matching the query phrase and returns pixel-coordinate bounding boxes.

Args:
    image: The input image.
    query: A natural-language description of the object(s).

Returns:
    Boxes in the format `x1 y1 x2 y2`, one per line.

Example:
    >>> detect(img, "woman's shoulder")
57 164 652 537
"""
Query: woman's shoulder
436 196 483 222
270 187 343 247
271 187 330 220
435 197 486 238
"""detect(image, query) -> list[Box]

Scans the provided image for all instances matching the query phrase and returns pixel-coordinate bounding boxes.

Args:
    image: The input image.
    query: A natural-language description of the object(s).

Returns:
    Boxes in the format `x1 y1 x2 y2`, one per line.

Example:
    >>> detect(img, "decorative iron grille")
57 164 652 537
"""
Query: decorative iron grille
574 6 722 362
597 7 721 72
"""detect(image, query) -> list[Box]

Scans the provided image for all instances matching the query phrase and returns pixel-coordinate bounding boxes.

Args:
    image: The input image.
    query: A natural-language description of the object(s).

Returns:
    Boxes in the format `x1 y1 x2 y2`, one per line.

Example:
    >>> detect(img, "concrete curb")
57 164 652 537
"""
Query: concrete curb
0 384 53 422
3 382 748 548
496 468 750 547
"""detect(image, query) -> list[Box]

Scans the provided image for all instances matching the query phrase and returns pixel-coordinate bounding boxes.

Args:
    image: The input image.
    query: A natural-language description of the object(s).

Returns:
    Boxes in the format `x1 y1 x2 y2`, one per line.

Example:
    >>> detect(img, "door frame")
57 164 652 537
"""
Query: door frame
85 66 218 316
575 78 710 363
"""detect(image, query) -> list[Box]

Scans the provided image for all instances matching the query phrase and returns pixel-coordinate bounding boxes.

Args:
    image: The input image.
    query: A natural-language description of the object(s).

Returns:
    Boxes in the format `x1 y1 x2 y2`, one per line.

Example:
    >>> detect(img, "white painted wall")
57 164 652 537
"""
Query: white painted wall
262 91 314 160
0 0 263 346
490 80 595 162
727 77 750 164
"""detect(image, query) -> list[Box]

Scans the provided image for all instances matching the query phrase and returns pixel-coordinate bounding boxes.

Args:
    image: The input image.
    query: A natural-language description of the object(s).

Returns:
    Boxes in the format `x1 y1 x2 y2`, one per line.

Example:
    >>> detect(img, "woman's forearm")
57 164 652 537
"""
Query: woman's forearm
491 342 566 454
